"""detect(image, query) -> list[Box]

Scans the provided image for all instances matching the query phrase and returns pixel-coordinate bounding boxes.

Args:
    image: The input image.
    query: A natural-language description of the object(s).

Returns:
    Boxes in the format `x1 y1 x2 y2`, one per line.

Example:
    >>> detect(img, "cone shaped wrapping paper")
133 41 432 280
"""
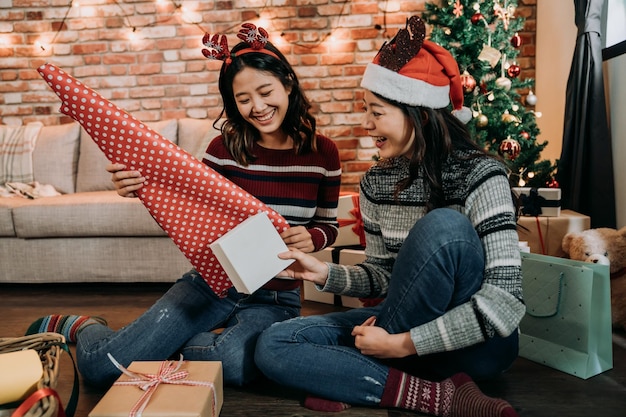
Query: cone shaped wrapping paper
37 63 289 296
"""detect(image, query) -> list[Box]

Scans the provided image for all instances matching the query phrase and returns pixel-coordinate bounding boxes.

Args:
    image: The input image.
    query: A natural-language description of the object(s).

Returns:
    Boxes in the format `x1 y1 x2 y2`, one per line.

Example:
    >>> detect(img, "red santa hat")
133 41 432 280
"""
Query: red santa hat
360 16 472 123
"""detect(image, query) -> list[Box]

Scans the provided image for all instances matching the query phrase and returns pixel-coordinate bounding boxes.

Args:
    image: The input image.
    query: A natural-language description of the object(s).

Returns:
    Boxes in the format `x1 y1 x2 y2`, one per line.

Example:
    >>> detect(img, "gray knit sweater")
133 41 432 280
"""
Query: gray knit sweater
322 151 525 355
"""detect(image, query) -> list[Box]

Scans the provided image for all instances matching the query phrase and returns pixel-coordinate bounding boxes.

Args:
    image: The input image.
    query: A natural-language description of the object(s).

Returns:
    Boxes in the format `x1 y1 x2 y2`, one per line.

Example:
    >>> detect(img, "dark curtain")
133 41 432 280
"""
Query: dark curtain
557 0 616 228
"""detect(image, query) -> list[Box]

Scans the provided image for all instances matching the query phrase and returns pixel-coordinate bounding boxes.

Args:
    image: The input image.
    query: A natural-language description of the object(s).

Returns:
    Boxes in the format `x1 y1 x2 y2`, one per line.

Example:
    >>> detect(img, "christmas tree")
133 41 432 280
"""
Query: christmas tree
422 0 557 188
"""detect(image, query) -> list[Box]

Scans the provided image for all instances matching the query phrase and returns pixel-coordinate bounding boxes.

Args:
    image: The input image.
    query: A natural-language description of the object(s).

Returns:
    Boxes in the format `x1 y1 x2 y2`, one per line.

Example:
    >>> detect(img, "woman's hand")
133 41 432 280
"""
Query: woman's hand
277 249 329 286
280 226 314 253
106 163 145 198
352 316 417 359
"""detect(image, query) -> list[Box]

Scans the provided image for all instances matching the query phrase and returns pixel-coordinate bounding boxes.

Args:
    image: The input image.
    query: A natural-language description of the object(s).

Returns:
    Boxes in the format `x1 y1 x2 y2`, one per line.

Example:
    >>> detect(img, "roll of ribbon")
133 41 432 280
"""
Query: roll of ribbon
0 349 43 405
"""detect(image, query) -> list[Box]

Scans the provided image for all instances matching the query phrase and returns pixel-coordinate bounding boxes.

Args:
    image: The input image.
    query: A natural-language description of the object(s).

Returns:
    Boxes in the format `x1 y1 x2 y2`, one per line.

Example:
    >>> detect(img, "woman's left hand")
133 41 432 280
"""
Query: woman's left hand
352 316 417 359
280 226 314 253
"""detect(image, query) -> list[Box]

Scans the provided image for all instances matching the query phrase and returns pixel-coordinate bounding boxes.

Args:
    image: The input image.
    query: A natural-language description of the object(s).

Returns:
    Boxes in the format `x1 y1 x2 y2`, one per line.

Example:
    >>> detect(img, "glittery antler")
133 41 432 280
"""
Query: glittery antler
236 23 269 50
378 16 426 71
201 33 230 60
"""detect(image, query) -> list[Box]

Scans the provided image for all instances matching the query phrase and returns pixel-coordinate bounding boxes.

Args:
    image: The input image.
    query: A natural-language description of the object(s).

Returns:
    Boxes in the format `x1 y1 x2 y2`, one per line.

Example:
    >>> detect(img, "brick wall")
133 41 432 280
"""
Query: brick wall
0 0 536 190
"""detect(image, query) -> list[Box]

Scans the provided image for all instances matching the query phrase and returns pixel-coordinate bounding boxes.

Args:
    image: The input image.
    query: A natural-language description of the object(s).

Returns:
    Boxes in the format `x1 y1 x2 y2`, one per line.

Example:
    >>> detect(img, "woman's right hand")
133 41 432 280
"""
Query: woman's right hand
106 163 145 198
277 249 329 287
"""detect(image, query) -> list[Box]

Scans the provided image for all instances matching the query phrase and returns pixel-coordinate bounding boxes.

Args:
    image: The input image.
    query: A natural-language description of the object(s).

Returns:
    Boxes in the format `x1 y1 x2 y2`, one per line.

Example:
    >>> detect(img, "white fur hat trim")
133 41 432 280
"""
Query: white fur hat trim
360 63 450 108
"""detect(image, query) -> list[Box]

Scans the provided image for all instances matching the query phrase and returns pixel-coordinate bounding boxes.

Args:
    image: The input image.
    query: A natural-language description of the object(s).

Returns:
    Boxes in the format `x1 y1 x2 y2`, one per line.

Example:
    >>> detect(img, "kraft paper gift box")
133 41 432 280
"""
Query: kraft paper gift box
303 248 366 308
89 360 223 417
334 192 365 247
513 187 561 217
516 209 590 257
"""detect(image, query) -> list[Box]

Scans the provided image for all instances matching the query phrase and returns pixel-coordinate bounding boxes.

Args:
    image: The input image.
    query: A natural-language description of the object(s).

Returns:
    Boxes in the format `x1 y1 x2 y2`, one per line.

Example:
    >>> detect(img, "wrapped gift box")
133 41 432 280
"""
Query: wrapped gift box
302 248 367 308
334 192 365 247
513 187 562 217
516 210 590 257
89 361 223 417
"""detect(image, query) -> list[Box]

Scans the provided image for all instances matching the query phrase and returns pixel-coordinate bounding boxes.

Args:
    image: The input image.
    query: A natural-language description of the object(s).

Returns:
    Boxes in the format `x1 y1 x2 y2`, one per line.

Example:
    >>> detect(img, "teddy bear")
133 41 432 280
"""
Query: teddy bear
562 227 626 331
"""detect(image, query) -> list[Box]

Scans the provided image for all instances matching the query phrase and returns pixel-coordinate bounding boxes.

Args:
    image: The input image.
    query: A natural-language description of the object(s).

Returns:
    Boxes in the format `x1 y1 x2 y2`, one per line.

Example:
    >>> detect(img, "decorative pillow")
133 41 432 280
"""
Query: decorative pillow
75 119 178 192
0 122 43 185
32 122 80 194
177 118 221 160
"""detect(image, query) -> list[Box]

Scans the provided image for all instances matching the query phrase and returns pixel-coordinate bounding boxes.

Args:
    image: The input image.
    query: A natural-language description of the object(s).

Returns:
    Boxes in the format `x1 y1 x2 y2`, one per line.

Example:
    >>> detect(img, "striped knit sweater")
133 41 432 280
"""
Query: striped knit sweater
323 150 525 355
202 134 341 289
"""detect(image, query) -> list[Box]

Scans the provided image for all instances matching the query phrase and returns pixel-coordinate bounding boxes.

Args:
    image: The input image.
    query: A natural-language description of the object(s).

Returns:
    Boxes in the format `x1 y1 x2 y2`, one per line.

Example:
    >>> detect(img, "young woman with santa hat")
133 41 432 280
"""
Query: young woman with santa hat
255 15 522 417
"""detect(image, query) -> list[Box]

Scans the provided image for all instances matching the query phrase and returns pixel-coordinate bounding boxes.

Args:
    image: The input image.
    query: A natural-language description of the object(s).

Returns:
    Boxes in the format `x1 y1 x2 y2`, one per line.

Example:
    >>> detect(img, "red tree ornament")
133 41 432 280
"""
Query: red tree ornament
510 33 522 48
460 71 477 93
498 137 521 160
471 13 484 25
547 178 560 188
507 63 521 78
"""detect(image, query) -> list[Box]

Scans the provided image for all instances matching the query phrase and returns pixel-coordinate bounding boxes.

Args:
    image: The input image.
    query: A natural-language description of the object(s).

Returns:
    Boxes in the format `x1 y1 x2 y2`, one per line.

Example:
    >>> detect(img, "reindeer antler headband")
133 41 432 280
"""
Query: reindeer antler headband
360 16 471 122
202 23 280 66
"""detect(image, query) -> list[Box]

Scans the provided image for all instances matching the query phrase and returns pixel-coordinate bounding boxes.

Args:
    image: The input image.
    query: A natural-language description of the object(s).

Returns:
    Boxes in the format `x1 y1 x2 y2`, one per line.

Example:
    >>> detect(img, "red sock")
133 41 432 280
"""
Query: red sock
380 369 517 417
304 395 351 412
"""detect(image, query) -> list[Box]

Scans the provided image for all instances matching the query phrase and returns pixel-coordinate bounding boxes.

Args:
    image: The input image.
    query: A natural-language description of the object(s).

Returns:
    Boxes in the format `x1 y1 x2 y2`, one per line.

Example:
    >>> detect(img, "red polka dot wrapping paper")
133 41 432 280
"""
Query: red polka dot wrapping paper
37 63 290 296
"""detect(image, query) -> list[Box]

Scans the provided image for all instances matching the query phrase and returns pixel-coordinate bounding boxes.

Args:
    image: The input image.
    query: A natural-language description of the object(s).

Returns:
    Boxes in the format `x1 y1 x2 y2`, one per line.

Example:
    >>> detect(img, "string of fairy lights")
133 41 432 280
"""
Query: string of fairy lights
30 0 362 54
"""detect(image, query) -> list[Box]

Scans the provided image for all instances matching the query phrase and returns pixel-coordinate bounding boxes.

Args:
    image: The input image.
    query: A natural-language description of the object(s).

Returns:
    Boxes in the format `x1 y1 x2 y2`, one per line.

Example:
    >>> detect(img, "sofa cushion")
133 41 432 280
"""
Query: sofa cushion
0 122 43 184
75 119 178 193
177 118 220 161
32 123 80 194
11 191 168 238
0 197 31 237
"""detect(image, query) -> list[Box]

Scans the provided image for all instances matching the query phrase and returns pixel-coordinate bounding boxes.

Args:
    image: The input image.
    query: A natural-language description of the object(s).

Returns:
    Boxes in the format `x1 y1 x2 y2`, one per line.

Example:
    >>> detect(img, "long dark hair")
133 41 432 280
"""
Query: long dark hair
215 41 317 165
376 93 493 211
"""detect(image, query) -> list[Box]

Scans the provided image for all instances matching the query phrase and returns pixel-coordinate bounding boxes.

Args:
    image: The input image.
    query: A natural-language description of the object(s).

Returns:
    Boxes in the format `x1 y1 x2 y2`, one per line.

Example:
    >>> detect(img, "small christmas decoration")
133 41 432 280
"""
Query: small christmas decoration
506 63 521 78
526 90 537 106
501 111 519 124
471 13 484 24
495 76 512 90
461 71 477 93
476 113 489 128
510 32 522 48
520 131 530 140
498 137 521 160
547 178 560 188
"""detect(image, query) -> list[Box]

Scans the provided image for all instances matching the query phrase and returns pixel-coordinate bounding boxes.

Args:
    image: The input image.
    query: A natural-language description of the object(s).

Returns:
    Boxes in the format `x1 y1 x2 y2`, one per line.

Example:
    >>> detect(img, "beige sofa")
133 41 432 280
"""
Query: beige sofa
0 118 220 284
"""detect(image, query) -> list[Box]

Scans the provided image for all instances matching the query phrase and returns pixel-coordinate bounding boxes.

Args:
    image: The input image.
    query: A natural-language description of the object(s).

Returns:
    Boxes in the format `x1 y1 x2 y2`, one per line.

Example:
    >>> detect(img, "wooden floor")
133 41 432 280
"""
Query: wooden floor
2 282 626 417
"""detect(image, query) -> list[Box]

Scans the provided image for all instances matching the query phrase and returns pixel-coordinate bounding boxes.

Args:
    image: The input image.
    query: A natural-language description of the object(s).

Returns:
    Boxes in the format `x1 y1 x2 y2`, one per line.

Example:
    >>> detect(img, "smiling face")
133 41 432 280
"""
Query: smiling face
361 90 415 159
231 66 292 143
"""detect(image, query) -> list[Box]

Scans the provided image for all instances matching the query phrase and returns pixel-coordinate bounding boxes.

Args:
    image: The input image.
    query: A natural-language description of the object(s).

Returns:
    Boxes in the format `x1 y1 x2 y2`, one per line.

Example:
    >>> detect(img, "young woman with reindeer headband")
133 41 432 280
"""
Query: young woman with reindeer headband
255 16 522 417
26 23 341 388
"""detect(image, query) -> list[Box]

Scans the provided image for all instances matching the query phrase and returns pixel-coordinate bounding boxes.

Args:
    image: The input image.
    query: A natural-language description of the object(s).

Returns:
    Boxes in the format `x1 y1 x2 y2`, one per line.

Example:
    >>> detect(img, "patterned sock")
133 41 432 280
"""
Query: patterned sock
26 314 107 343
380 369 518 417
304 395 351 412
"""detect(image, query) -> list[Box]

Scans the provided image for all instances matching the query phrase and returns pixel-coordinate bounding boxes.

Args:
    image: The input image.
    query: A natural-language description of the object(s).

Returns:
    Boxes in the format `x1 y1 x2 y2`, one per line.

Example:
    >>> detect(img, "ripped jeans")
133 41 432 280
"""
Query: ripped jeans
254 209 518 406
75 270 300 388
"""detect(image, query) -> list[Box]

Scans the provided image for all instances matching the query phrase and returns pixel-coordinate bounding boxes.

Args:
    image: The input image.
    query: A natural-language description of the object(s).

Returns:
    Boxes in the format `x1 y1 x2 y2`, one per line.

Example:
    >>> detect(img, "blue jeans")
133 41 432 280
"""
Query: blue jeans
255 209 518 406
76 270 300 387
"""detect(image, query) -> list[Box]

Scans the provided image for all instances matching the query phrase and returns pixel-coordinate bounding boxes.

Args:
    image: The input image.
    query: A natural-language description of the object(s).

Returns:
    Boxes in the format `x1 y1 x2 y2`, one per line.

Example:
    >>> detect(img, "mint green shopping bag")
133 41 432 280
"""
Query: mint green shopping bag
519 252 613 379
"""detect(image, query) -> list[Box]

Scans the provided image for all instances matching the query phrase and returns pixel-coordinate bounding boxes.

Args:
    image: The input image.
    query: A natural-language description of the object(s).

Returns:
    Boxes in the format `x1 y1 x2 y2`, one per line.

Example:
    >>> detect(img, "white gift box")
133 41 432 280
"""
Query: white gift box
513 187 561 217
209 212 294 294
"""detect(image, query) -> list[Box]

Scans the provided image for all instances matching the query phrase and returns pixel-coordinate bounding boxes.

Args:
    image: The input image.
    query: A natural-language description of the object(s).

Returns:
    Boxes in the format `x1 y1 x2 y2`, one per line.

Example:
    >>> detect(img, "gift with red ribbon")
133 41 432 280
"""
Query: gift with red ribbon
37 63 289 296
335 192 365 247
89 356 223 417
